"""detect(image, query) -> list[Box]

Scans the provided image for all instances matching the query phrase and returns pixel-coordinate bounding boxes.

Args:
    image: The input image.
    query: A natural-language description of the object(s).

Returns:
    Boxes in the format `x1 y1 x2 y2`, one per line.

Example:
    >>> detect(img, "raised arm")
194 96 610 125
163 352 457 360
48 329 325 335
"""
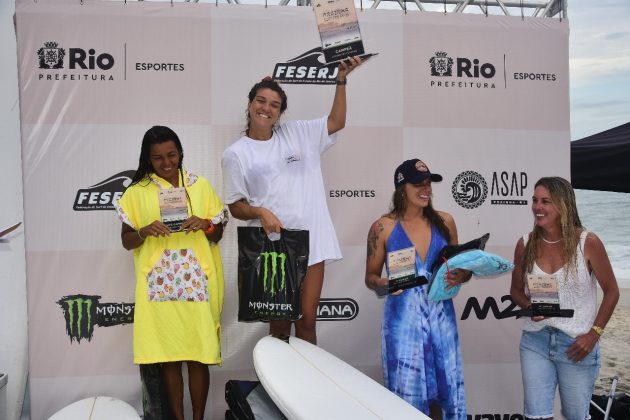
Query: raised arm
327 56 363 135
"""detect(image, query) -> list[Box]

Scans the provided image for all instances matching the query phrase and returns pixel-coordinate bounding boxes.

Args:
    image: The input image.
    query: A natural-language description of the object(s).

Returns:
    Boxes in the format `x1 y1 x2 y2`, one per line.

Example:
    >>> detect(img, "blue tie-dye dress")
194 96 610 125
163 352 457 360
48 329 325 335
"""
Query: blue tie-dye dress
382 221 466 419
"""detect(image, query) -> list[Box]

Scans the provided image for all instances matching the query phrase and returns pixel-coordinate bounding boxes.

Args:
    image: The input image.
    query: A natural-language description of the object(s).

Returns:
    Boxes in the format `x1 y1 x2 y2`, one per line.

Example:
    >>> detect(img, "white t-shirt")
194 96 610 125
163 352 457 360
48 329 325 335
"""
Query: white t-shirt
222 116 342 266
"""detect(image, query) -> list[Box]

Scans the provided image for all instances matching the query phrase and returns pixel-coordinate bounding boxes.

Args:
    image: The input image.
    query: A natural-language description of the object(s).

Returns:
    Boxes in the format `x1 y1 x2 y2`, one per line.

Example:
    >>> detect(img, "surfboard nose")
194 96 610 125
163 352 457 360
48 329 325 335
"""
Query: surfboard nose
48 396 141 420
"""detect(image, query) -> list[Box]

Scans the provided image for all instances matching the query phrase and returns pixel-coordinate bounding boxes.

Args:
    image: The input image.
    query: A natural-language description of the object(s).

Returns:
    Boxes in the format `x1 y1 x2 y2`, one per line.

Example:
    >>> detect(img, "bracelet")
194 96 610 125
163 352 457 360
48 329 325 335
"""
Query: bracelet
591 325 604 336
205 220 215 234
137 229 145 241
335 79 347 85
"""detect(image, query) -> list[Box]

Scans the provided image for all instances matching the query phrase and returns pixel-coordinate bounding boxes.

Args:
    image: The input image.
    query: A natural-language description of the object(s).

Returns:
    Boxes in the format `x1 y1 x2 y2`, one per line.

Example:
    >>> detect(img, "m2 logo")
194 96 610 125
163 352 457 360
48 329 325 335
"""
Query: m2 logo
460 295 521 320
260 251 287 295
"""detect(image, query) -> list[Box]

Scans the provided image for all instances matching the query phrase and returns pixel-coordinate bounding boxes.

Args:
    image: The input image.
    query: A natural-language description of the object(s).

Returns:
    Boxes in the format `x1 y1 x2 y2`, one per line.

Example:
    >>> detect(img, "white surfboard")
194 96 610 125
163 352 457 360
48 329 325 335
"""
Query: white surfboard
48 396 141 420
253 335 429 419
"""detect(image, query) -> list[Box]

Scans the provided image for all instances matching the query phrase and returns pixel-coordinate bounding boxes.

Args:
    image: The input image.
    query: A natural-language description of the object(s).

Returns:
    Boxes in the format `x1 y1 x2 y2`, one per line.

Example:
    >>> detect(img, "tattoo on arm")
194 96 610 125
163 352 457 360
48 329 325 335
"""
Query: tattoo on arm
367 222 384 259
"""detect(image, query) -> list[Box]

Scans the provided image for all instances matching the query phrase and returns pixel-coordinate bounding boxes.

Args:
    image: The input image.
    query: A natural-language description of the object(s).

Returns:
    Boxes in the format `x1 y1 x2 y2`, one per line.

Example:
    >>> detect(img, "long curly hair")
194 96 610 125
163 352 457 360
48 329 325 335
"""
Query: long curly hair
386 184 451 243
522 176 583 279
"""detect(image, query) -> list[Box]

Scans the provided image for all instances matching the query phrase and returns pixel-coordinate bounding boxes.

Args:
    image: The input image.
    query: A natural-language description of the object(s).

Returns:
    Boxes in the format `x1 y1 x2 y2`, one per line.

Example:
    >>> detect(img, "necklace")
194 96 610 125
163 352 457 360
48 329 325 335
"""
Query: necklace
542 237 562 244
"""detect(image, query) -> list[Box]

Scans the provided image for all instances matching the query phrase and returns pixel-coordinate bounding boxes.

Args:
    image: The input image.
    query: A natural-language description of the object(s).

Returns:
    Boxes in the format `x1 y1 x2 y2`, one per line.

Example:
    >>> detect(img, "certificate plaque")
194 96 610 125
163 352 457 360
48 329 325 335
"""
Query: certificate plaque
523 274 574 318
387 247 428 293
158 188 188 231
313 0 365 64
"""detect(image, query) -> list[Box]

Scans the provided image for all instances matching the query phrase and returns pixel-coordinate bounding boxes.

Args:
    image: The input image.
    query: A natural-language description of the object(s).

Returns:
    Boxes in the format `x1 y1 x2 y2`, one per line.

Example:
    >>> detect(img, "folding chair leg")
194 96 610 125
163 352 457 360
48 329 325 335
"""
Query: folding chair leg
603 376 618 420
589 376 619 420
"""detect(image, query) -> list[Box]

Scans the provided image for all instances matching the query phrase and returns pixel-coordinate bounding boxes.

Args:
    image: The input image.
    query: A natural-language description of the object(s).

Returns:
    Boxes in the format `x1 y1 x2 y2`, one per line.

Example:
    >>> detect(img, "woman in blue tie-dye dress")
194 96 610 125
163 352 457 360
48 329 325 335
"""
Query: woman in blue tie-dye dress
365 158 469 420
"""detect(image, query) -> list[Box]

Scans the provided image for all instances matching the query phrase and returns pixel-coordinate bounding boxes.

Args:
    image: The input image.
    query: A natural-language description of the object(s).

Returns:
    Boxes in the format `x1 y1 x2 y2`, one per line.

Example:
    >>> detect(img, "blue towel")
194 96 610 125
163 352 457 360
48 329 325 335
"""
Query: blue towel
427 250 514 302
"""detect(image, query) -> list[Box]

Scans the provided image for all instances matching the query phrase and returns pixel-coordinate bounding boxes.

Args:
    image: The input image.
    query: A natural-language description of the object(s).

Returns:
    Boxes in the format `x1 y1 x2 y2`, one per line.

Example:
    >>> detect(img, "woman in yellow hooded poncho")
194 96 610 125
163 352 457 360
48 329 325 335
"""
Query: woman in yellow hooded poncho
115 126 227 420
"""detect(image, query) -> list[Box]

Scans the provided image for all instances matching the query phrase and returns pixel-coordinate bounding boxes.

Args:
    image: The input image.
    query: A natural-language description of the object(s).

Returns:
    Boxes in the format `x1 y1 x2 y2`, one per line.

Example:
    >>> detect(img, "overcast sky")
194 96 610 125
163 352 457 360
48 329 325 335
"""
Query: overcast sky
568 0 630 140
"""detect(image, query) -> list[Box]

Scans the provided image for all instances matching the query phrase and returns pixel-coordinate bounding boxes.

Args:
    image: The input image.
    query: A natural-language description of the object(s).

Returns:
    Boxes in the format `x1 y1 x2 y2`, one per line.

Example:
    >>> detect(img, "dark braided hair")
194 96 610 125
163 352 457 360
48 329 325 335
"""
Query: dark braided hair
130 126 184 187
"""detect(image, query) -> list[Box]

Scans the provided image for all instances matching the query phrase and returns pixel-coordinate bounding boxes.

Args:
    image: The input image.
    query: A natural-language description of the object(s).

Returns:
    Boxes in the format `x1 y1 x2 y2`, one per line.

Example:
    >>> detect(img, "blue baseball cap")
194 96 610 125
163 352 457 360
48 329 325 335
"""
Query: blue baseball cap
394 159 443 187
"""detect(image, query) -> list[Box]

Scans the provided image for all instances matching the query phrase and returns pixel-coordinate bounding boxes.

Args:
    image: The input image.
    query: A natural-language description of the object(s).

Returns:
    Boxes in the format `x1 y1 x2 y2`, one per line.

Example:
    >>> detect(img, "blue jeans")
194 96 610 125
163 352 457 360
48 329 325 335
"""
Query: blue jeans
520 327 600 420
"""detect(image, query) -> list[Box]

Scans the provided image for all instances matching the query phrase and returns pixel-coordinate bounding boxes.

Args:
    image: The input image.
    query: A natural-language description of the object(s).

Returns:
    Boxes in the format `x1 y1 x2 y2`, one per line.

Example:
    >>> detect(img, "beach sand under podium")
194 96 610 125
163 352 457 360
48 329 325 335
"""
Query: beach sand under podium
594 286 630 396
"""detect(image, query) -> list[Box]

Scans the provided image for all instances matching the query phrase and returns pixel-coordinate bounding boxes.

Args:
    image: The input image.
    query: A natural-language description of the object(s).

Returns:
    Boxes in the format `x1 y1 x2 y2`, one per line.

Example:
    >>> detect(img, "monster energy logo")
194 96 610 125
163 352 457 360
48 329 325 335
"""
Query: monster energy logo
58 295 98 343
260 251 287 295
57 294 135 343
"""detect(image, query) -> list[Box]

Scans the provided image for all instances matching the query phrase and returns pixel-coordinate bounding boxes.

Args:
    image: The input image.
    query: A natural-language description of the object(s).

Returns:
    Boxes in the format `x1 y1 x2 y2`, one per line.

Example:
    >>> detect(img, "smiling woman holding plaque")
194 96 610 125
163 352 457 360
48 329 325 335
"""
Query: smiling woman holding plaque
115 126 227 420
364 158 471 420
510 176 619 420
222 59 363 345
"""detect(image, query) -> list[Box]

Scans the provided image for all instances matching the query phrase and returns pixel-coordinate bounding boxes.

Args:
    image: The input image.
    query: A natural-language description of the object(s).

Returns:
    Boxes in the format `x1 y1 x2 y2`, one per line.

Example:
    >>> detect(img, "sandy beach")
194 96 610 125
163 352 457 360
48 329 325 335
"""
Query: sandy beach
593 287 630 396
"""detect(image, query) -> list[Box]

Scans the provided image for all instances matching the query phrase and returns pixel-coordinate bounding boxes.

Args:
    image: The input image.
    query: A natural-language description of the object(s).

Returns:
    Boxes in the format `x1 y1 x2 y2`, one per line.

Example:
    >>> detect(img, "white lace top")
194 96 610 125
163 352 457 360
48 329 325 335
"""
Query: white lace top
522 230 598 338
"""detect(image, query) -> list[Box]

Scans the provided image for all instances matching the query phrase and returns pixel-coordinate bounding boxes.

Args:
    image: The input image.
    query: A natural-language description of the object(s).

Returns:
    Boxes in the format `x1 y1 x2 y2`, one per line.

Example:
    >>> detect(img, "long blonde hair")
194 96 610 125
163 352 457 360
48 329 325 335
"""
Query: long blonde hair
522 177 583 278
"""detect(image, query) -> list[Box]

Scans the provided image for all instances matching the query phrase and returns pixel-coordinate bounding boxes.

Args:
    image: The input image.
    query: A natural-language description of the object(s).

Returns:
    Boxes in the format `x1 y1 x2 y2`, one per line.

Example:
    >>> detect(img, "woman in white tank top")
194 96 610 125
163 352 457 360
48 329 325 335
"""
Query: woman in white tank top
510 176 619 420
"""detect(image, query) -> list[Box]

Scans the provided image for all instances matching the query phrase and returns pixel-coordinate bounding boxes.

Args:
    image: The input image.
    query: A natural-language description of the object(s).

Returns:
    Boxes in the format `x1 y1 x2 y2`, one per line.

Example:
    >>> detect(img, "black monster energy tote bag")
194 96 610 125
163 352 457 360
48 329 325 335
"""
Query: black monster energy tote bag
237 227 309 321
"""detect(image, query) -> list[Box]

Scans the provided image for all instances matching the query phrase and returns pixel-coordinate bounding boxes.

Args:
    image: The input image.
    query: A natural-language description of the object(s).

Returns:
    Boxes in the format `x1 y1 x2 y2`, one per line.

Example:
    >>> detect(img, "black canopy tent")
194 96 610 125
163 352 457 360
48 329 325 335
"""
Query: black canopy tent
571 122 630 193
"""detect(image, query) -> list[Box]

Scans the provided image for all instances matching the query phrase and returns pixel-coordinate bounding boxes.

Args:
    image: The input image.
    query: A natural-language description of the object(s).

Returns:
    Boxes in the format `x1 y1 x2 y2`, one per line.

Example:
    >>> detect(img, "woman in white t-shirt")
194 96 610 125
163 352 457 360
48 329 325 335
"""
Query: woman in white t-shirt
222 57 363 344
510 177 619 420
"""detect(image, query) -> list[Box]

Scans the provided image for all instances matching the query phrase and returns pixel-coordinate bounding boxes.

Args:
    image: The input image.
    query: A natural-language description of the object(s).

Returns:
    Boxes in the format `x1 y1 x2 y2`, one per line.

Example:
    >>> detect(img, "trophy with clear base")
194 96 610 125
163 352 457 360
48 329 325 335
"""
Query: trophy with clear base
387 246 428 294
313 0 377 64
523 274 574 317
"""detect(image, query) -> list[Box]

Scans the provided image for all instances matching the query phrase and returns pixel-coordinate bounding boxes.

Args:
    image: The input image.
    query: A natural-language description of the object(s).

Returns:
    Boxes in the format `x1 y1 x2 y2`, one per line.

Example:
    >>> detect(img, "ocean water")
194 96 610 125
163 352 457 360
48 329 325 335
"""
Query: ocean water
575 189 630 288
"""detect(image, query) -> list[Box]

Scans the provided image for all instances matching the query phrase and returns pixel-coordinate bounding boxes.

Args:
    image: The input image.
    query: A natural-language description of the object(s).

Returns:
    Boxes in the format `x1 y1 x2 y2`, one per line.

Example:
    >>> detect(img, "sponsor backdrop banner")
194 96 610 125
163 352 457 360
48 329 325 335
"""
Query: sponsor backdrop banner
15 1 568 418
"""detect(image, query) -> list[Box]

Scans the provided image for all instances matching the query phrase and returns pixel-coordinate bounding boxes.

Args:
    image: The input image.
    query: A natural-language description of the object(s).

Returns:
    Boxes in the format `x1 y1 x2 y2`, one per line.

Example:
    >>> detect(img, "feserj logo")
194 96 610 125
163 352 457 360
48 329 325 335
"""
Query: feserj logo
273 47 339 85
73 170 135 211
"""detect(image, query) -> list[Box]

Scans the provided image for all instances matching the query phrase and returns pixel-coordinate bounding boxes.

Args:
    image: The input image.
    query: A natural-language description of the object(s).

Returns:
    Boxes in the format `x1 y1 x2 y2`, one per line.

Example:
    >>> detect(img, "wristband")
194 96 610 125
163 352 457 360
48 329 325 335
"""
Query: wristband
205 220 215 234
335 79 347 85
137 229 145 241
591 325 604 336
